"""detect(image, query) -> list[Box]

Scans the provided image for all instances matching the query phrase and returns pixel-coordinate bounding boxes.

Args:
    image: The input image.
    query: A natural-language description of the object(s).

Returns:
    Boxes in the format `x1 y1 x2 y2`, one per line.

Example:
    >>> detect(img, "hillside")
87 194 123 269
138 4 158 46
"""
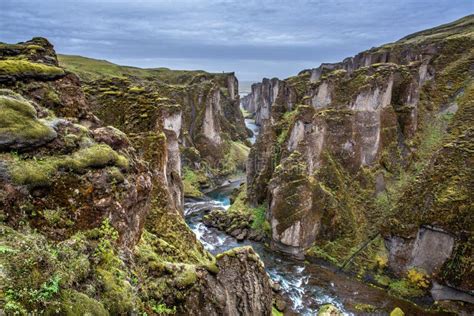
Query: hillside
58 54 211 84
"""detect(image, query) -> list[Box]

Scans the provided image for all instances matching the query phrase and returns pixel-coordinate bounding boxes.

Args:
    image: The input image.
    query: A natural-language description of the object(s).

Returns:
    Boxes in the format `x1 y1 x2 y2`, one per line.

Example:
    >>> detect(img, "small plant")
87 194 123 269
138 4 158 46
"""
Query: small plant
407 268 430 289
37 275 61 300
251 205 265 228
95 218 119 263
151 303 176 315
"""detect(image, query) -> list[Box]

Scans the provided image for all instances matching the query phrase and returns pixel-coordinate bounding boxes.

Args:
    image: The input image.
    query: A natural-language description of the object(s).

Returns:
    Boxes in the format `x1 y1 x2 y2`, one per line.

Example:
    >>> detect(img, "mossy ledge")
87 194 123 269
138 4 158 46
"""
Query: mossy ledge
0 89 57 150
6 143 129 188
0 59 65 82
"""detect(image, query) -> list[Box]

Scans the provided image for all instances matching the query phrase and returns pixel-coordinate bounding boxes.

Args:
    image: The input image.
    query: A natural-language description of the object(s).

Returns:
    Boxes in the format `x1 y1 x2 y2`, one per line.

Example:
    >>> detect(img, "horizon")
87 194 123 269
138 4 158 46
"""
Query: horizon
1 1 472 81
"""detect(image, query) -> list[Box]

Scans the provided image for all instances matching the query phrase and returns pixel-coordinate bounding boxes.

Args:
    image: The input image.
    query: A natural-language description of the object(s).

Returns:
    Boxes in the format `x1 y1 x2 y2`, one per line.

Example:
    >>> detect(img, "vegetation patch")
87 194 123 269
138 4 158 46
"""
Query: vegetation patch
8 143 129 187
182 166 205 197
220 141 250 176
0 90 57 149
0 59 64 79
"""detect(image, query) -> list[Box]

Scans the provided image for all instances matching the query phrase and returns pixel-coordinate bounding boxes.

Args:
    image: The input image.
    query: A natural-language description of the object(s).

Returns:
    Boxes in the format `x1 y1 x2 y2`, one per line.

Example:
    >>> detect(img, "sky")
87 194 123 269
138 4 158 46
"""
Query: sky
1 0 472 81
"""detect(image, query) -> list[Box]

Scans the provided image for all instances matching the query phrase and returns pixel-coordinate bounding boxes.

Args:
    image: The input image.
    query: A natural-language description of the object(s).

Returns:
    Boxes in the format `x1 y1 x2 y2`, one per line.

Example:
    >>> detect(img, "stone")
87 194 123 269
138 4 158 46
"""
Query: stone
183 247 273 315
430 282 474 304
91 126 130 150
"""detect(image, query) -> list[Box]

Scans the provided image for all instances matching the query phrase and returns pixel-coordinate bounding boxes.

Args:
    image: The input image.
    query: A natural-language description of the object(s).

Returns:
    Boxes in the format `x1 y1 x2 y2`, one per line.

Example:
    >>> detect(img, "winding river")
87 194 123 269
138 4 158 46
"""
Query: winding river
183 105 448 315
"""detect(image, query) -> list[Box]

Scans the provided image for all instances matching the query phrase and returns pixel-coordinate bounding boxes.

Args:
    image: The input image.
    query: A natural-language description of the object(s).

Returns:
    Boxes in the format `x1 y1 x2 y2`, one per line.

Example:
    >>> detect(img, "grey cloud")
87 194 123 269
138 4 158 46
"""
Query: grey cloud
0 0 472 80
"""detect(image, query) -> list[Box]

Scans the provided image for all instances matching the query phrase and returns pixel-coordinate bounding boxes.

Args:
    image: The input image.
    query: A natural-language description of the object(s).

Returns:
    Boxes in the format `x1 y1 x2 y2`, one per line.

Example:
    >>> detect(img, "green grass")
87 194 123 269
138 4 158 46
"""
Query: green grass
251 205 270 233
58 54 220 84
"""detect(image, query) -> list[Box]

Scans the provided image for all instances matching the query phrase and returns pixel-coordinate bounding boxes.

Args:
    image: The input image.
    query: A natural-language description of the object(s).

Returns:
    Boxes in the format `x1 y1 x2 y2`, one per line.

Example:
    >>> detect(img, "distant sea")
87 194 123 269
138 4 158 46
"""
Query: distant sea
239 80 255 96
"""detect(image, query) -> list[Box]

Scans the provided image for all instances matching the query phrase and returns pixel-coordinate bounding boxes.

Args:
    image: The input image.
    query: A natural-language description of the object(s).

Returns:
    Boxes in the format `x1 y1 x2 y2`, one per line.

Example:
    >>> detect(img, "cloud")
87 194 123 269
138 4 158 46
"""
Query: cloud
0 0 472 80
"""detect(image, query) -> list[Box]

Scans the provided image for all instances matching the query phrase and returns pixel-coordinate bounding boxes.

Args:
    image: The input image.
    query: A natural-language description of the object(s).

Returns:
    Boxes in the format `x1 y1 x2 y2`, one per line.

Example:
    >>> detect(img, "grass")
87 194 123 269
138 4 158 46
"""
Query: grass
251 205 270 233
58 54 222 84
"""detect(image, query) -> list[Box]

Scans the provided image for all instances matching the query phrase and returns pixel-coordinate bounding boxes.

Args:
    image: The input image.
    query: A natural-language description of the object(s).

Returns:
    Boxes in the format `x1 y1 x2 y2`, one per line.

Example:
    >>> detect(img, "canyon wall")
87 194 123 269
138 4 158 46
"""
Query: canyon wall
0 38 272 315
58 54 250 199
244 15 473 301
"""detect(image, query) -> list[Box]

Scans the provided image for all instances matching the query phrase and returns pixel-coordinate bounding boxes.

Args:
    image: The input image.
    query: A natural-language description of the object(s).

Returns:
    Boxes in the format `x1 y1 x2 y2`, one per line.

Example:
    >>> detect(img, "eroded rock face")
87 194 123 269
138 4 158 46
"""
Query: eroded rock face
163 108 184 210
431 282 474 304
241 78 281 126
243 16 474 299
386 227 455 276
183 247 273 316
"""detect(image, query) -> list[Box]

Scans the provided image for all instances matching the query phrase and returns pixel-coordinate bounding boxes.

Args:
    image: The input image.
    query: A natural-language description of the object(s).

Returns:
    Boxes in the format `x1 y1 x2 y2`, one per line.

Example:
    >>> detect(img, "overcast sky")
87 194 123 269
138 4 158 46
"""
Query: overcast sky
1 0 472 81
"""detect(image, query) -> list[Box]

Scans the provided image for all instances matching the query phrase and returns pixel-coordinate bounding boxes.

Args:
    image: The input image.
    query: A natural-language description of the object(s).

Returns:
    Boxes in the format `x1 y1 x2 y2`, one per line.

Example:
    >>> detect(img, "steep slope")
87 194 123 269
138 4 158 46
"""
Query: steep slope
243 15 473 305
59 54 250 200
0 38 272 315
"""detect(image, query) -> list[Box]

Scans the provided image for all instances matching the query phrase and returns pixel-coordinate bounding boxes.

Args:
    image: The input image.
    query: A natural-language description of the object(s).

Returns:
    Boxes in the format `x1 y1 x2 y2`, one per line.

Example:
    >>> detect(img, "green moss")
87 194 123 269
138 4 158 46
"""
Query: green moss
0 59 64 78
8 157 57 187
151 303 176 315
182 166 204 197
0 90 56 148
353 303 377 312
220 141 250 176
318 304 343 316
129 86 145 93
95 267 136 314
175 265 198 288
0 225 95 313
47 290 108 316
388 279 425 298
66 144 129 170
8 143 129 187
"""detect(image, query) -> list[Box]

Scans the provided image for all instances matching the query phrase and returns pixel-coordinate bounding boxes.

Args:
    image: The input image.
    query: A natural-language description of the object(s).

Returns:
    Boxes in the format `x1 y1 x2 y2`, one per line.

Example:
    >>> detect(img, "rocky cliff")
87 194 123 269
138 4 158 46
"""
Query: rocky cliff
59 55 250 200
0 38 272 315
244 15 474 304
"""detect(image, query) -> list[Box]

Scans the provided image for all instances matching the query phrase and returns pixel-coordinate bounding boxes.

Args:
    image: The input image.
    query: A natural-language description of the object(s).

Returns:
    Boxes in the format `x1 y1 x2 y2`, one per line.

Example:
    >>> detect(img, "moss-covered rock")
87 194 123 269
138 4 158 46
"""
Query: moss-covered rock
6 143 129 187
318 304 343 316
48 290 108 316
0 59 64 82
0 89 57 150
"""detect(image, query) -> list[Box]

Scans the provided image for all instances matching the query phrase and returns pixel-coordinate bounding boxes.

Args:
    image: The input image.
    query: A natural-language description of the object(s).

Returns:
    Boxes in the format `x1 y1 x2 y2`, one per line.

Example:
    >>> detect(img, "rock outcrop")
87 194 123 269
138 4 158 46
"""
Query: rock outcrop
0 38 272 315
244 14 474 303
183 247 273 316
241 78 284 126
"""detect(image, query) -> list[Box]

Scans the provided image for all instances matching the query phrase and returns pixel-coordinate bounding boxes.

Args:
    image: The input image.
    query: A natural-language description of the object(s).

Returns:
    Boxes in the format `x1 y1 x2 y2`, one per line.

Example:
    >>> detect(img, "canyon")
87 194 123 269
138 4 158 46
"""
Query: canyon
0 14 473 316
